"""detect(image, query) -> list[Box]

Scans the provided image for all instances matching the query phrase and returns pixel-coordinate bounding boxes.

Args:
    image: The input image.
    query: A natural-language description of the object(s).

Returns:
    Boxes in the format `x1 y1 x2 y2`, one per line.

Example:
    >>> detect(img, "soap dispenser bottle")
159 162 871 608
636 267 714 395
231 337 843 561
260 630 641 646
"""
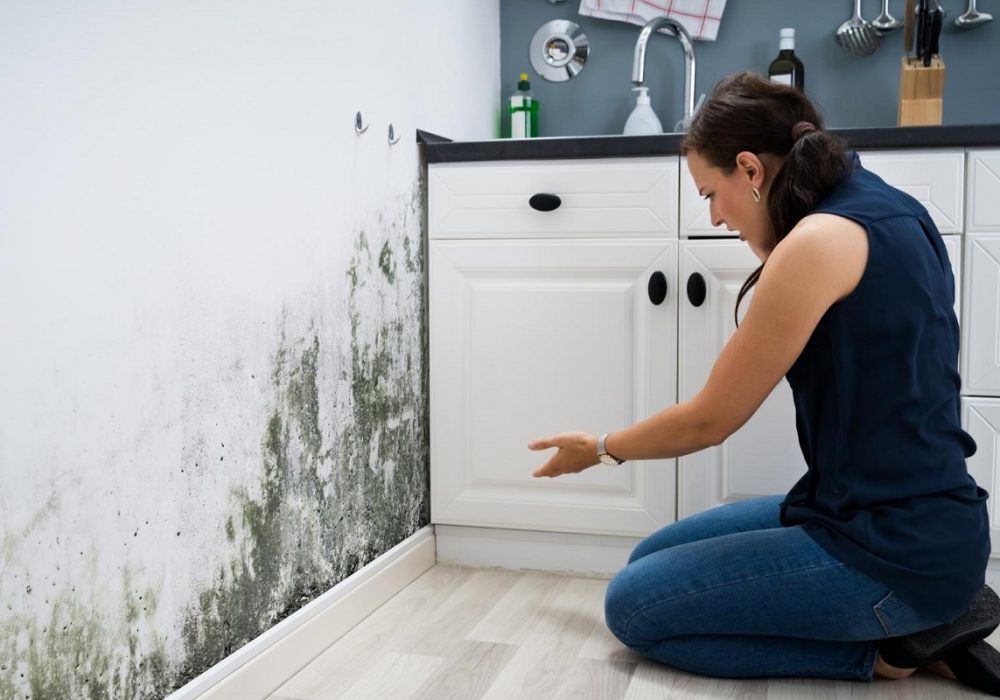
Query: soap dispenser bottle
623 86 663 136
509 73 539 138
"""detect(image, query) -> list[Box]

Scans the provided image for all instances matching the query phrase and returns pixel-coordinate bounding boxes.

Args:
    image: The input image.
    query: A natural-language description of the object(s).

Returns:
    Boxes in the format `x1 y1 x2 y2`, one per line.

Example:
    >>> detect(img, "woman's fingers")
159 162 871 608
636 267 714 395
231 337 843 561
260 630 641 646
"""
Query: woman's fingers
527 437 553 451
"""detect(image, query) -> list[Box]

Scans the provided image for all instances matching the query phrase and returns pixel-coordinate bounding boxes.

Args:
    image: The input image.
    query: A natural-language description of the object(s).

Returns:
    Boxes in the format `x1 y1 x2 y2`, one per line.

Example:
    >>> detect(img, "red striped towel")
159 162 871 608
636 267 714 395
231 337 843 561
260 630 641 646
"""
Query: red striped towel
579 0 727 41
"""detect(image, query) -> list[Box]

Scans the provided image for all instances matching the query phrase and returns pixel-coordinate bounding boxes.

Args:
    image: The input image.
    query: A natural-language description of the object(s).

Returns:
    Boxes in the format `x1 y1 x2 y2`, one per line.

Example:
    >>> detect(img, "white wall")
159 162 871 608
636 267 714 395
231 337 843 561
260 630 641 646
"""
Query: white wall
0 2 499 697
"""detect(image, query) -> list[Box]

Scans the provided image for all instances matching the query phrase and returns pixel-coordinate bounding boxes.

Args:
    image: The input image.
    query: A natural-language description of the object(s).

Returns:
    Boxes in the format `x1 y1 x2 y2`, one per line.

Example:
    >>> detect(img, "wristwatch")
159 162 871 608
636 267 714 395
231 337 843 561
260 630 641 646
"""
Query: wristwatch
597 433 624 466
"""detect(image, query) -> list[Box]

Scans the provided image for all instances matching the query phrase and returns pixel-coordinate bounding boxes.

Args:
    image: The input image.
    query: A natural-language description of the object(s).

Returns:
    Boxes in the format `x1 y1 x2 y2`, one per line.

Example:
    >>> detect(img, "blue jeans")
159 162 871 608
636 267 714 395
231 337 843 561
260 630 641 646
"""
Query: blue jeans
604 495 944 680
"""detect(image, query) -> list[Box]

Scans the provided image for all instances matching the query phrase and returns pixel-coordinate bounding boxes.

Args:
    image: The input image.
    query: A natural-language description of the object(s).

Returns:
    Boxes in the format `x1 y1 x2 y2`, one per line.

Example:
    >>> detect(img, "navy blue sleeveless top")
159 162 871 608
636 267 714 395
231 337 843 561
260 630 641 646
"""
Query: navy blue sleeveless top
779 152 990 623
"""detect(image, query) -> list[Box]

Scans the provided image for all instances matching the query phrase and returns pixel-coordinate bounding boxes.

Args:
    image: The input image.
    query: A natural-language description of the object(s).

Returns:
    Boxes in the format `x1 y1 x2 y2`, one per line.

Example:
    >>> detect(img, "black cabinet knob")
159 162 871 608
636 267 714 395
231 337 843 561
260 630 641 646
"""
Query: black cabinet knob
648 272 668 305
687 272 707 307
528 193 562 212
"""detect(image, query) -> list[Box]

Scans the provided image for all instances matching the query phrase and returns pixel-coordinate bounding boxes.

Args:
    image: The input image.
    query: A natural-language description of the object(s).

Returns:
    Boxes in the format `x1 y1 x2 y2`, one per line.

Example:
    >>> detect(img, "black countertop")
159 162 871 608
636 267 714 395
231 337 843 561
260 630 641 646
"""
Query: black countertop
417 124 1000 163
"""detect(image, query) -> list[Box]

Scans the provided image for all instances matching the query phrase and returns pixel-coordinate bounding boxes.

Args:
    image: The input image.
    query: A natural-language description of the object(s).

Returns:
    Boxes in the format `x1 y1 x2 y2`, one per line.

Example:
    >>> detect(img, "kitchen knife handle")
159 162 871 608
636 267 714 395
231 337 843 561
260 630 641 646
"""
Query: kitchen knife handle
929 8 941 56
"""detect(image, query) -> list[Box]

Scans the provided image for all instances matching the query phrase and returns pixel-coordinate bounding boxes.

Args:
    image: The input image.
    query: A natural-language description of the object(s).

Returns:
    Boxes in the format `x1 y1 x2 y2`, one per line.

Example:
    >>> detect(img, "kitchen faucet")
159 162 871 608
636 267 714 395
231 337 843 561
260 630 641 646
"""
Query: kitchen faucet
631 17 696 131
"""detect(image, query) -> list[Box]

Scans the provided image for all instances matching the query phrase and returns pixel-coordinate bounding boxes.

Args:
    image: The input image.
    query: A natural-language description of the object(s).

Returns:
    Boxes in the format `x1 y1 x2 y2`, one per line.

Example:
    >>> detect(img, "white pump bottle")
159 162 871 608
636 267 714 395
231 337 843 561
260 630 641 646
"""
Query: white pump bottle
623 86 663 136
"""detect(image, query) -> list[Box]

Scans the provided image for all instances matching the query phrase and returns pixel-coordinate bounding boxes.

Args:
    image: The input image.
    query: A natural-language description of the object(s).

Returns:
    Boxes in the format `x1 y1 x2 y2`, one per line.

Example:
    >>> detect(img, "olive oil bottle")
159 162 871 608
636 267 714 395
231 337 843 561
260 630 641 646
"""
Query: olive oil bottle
768 28 804 91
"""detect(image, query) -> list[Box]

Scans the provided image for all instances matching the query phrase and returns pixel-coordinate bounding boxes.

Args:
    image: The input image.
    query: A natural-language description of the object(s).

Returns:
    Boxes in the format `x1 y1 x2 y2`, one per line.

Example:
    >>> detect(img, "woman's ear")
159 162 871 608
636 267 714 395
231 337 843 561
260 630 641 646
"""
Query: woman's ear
735 151 765 187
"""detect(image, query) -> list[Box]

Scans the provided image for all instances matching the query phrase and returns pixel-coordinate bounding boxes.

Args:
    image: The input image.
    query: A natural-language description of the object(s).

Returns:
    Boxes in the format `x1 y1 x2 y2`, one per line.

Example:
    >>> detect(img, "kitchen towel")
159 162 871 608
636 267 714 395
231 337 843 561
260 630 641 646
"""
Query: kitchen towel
578 0 727 41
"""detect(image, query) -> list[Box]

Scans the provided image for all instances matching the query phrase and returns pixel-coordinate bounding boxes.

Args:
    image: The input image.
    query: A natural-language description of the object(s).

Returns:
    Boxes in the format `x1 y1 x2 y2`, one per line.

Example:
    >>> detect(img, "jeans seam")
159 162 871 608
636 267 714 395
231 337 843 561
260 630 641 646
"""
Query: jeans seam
620 560 847 640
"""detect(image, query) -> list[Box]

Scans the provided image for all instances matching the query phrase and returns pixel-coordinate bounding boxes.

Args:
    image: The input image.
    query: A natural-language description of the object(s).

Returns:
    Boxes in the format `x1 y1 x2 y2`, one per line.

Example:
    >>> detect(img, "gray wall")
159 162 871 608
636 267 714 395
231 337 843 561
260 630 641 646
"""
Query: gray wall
501 0 1000 136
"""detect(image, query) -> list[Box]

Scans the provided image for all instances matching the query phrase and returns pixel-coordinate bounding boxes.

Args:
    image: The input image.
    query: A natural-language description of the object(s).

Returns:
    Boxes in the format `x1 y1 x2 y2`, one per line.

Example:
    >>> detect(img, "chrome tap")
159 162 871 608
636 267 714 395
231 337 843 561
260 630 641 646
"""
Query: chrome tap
631 17 696 130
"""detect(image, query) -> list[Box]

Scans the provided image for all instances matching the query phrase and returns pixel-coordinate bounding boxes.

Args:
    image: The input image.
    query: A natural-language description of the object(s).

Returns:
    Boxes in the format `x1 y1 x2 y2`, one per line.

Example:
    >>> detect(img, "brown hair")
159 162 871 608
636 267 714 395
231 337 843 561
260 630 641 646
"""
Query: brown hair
681 72 849 325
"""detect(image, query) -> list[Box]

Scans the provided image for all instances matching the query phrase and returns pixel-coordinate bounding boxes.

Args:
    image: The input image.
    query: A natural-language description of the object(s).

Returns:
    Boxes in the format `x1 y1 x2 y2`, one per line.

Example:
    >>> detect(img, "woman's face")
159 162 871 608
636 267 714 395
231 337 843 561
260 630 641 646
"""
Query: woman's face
686 149 779 262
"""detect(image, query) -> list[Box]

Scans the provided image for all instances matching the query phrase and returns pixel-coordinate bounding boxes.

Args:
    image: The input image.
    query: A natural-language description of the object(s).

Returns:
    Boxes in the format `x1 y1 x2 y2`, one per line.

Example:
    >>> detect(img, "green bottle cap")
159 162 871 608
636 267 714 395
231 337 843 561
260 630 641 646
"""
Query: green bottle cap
518 72 530 91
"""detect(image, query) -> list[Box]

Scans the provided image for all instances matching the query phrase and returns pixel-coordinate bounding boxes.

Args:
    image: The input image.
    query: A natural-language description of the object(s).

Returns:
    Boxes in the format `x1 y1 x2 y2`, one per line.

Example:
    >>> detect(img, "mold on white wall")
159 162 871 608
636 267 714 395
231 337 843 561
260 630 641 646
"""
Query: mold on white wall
0 2 499 697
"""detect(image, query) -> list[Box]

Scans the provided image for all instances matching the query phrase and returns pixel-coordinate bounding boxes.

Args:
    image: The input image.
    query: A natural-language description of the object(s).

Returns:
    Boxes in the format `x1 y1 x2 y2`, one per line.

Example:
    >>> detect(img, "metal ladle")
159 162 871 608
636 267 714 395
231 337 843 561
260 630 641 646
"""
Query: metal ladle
871 0 904 33
835 0 880 56
955 0 993 28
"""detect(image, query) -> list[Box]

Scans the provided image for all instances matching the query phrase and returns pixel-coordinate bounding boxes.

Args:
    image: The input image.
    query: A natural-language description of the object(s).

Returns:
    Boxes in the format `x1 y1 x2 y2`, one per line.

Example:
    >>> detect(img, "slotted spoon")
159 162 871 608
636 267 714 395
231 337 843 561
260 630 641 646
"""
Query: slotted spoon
835 0 880 55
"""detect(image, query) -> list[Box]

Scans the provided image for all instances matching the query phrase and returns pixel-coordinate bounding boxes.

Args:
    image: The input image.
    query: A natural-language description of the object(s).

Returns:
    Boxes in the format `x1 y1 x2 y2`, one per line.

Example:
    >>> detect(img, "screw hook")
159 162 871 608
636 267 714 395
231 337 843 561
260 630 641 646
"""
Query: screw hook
388 123 400 145
355 111 368 135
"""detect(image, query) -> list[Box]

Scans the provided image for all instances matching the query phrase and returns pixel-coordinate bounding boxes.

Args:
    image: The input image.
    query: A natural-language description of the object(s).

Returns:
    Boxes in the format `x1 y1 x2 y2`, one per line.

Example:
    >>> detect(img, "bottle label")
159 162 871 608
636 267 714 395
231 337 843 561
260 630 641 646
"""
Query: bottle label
770 73 792 86
513 111 528 138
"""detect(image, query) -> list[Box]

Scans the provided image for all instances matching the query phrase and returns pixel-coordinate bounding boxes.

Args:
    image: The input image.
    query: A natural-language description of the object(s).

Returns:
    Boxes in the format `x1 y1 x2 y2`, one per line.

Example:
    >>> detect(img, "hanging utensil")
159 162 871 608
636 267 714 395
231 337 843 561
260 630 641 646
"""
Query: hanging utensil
835 0 880 56
872 0 905 33
955 0 993 28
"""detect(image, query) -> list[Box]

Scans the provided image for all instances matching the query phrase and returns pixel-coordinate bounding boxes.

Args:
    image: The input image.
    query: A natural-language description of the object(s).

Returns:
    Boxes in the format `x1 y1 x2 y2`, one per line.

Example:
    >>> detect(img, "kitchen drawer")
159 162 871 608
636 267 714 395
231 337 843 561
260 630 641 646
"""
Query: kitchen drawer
860 150 964 233
679 150 965 237
428 157 678 239
968 150 1000 232
680 155 729 238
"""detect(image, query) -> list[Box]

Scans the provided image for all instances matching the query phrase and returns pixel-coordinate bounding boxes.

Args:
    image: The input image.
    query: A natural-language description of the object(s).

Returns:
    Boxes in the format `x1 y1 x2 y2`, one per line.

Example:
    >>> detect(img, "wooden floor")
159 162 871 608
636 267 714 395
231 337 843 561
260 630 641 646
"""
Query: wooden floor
271 565 989 699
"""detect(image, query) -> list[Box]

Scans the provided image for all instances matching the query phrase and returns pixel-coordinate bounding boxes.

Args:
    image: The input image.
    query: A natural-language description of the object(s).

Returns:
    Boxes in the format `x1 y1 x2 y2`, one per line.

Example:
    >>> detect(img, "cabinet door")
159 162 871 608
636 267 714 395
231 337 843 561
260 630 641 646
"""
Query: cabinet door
962 233 1000 395
968 150 1000 232
962 398 1000 556
430 238 677 536
859 150 964 233
943 235 962 323
677 241 806 517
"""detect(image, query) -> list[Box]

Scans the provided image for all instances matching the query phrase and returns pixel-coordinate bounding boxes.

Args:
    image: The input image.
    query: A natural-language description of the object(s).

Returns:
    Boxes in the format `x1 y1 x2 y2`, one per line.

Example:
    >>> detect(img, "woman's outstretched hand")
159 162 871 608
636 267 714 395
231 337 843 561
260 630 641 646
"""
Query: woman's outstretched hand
529 432 599 478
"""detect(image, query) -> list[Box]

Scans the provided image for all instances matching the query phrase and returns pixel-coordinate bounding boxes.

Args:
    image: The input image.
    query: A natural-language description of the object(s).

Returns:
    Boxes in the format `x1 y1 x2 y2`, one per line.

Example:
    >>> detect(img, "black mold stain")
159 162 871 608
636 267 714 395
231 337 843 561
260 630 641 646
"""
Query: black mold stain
0 566 169 700
171 182 428 692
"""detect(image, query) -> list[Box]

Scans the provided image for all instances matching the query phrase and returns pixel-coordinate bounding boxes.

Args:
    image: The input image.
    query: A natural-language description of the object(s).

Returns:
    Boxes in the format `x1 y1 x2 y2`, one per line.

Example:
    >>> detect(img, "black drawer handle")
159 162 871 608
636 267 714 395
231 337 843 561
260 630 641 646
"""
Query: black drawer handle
687 272 707 307
528 193 562 212
648 272 668 305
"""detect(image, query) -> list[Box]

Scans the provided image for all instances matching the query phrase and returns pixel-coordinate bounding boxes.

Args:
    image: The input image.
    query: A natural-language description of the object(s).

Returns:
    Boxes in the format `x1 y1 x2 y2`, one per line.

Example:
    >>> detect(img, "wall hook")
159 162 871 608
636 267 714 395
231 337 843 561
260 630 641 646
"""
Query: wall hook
355 111 368 135
388 123 400 145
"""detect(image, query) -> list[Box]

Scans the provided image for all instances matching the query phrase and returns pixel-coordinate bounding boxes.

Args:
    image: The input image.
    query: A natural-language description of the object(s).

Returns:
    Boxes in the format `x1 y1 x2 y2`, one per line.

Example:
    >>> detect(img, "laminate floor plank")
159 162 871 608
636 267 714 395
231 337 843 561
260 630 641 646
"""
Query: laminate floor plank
273 566 472 698
409 640 519 700
271 566 990 700
338 652 443 700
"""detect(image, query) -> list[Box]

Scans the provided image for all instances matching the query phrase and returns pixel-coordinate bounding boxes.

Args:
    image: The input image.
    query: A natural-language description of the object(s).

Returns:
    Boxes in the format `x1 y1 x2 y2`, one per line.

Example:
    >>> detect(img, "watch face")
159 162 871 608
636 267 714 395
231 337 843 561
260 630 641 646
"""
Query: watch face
599 453 620 466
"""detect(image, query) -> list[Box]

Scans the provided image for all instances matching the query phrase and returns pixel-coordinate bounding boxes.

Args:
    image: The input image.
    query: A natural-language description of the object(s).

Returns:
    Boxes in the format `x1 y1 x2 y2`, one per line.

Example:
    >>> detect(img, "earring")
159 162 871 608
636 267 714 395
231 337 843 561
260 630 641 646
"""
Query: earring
752 187 761 204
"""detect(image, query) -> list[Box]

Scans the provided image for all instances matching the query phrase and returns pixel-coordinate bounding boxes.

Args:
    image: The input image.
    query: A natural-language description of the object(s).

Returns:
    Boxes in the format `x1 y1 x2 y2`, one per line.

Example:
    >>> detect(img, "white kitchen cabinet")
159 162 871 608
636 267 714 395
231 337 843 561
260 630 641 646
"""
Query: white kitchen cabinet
674 152 966 519
676 240 807 517
429 158 679 537
962 233 1000 396
961 398 1000 557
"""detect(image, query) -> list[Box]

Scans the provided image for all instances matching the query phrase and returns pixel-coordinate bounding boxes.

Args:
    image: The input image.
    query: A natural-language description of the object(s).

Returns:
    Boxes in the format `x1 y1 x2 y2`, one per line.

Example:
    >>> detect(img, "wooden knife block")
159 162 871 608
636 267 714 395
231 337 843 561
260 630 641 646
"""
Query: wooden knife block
898 55 945 126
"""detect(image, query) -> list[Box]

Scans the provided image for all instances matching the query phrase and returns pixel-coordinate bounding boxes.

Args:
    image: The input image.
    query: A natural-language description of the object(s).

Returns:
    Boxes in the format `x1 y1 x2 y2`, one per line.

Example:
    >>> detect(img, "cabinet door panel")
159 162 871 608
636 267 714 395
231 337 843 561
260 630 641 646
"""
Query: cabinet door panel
962 234 1000 395
943 235 962 323
962 398 1000 556
860 150 964 233
968 150 1000 232
430 238 677 536
677 241 806 517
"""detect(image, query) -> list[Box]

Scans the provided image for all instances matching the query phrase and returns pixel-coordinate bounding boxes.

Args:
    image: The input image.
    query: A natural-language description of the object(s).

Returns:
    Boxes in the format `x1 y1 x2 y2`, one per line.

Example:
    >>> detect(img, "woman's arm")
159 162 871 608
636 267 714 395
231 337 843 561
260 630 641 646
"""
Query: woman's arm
531 213 868 477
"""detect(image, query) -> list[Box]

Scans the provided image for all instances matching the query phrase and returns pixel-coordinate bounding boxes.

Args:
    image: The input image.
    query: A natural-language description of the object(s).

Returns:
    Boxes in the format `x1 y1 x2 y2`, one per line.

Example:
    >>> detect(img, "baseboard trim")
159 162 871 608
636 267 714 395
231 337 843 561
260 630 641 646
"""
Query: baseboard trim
166 525 436 700
435 524 639 578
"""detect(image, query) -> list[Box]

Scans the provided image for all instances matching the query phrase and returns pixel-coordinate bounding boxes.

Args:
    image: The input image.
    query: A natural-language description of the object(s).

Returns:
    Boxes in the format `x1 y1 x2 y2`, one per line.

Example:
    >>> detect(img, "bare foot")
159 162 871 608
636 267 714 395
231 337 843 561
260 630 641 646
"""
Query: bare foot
924 659 958 680
875 653 916 680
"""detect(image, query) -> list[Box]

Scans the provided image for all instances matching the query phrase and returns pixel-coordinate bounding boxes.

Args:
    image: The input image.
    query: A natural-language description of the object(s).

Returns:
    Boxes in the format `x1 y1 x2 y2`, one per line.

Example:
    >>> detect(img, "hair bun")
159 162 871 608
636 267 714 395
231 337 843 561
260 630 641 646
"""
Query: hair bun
791 121 817 141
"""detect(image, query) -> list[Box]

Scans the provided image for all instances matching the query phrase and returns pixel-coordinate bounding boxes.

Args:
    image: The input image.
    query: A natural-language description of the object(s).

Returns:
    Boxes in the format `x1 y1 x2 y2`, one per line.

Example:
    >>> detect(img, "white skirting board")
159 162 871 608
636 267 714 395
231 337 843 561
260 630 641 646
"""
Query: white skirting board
166 525 436 700
435 524 641 578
